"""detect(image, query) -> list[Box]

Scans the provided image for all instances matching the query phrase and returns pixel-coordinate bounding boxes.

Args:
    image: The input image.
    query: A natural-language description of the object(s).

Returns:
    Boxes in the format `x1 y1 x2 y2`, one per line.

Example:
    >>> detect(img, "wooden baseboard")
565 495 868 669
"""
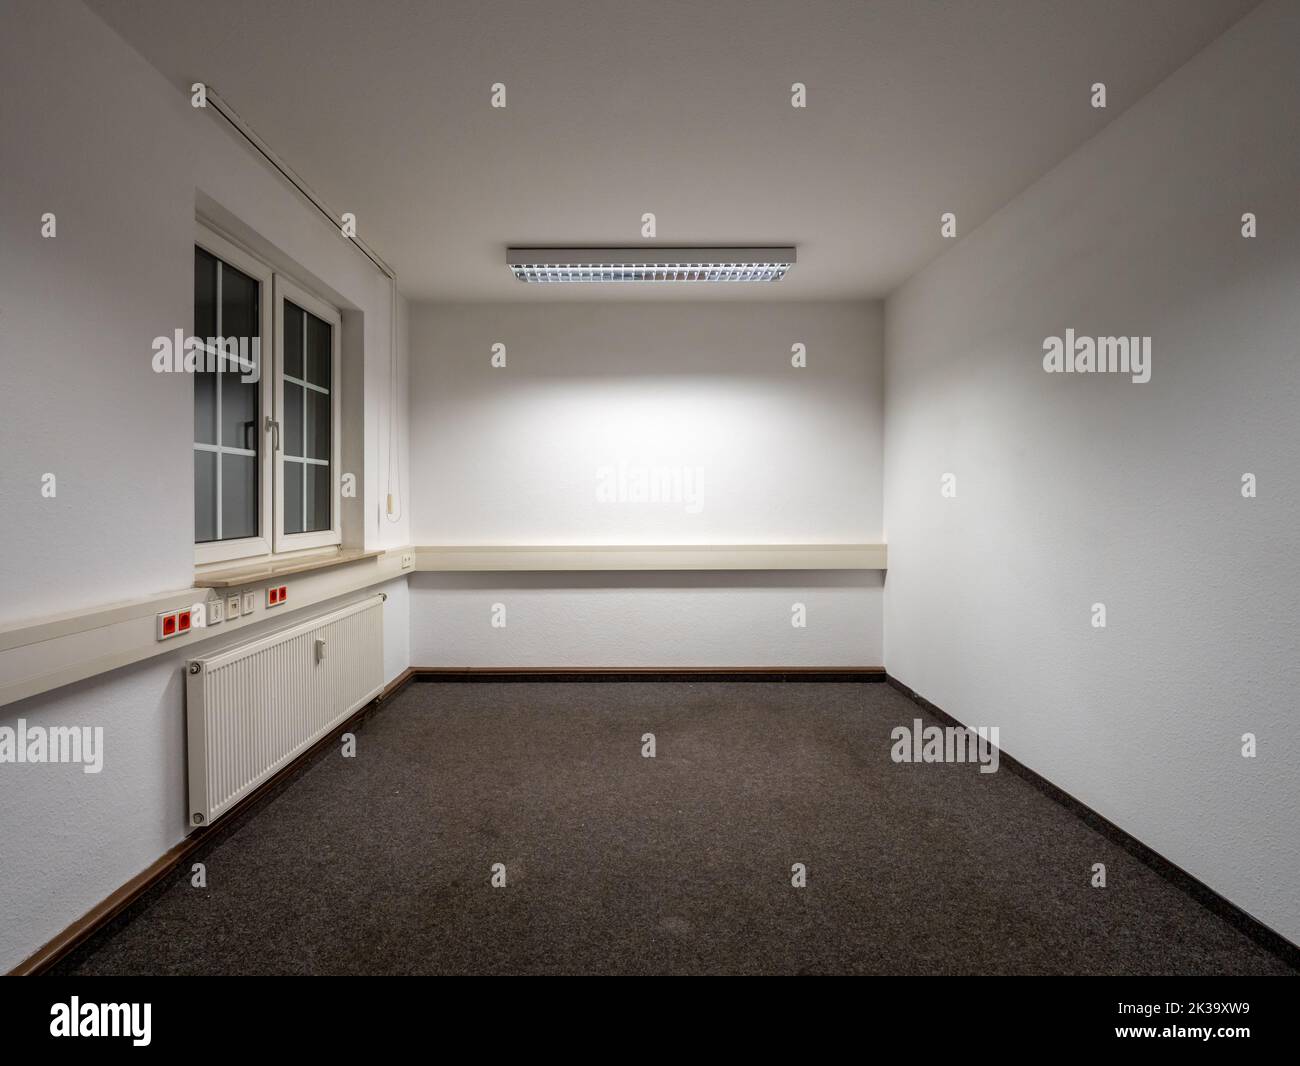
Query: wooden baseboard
13 664 876 974
884 673 1300 968
7 665 872 973
8 666 416 976
378 666 418 697
408 666 886 683
27 667 1291 976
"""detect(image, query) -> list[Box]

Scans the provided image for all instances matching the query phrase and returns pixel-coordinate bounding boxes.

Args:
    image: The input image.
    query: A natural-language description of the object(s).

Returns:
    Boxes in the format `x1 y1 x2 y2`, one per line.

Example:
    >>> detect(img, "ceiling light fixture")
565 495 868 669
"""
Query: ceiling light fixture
507 247 796 283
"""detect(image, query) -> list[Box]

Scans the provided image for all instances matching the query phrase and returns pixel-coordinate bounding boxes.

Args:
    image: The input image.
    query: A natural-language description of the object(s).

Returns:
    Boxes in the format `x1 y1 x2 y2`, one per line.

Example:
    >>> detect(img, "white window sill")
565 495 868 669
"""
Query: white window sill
194 548 384 588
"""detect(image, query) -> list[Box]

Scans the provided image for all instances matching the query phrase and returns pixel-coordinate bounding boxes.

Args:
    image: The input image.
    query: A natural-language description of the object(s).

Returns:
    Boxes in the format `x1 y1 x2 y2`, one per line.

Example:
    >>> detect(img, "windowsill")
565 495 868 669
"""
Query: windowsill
194 547 384 588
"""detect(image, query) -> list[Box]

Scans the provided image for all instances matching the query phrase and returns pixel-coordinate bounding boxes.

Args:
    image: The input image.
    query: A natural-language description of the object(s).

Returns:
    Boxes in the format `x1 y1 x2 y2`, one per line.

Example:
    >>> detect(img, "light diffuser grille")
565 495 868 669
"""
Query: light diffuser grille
506 247 796 283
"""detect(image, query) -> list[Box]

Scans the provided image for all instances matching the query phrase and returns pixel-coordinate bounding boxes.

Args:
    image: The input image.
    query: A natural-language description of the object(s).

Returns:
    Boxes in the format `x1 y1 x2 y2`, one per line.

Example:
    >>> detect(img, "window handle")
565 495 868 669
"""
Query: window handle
265 415 280 452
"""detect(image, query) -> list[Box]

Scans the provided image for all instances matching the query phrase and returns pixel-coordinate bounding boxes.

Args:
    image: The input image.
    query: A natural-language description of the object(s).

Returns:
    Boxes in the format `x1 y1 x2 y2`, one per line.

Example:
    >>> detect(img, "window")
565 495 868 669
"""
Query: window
194 222 341 565
272 277 341 552
193 226 273 563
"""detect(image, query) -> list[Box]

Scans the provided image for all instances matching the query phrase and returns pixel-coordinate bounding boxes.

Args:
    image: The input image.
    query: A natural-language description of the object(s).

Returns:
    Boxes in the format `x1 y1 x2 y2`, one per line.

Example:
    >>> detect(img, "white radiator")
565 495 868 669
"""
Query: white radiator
185 594 385 827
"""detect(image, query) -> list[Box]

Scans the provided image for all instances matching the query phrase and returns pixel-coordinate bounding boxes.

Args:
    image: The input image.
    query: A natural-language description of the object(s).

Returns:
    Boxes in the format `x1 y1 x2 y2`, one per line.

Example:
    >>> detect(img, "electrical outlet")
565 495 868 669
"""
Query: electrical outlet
400 552 414 569
207 598 225 625
241 590 256 616
227 594 241 620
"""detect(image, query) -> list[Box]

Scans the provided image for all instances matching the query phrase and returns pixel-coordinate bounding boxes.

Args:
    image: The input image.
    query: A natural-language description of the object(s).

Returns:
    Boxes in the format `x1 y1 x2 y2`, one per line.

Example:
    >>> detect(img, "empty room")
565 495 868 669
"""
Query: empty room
1 0 1298 1024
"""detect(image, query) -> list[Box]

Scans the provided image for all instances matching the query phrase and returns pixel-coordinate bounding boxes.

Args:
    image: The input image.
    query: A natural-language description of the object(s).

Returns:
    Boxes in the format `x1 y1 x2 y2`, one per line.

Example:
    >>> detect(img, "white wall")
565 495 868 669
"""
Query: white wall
409 301 883 666
0 6 410 623
411 570 882 668
381 573 411 683
884 0 1300 944
0 0 410 970
0 576 407 972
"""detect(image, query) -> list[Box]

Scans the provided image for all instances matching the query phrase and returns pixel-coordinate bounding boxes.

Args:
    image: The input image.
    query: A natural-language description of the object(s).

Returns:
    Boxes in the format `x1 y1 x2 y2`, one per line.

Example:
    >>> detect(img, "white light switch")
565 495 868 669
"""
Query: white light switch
241 590 256 615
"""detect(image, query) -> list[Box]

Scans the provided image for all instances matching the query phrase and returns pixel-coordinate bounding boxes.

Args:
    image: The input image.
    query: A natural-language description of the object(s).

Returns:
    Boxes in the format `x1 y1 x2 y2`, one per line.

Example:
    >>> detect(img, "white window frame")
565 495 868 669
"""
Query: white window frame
193 220 344 566
272 275 343 554
193 221 274 566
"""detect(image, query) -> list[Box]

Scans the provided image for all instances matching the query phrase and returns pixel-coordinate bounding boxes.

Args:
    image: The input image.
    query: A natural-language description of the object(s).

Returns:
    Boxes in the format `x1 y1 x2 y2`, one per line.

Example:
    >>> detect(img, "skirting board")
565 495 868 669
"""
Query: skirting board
8 667 413 976
407 666 886 683
9 666 875 975
885 675 1300 968
15 668 1296 974
414 544 887 571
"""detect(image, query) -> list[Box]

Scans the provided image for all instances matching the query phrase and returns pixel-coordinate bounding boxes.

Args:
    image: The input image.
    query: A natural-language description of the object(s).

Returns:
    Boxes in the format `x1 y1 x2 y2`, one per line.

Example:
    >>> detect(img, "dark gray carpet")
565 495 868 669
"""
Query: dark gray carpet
55 682 1295 975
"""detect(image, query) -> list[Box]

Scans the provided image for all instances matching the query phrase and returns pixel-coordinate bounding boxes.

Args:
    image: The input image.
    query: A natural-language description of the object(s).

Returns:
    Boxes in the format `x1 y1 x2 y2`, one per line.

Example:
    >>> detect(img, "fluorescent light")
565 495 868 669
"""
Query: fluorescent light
507 247 796 283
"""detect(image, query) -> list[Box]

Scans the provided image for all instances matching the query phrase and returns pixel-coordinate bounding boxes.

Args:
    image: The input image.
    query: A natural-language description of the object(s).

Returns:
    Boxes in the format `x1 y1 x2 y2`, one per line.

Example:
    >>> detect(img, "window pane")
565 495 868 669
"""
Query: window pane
221 452 258 540
306 386 330 460
195 248 217 337
195 243 266 547
221 262 258 350
305 313 331 388
284 380 304 457
280 297 335 541
284 458 304 535
284 302 303 379
194 249 217 445
195 372 217 445
195 450 217 542
306 462 331 532
221 372 258 452
220 263 259 452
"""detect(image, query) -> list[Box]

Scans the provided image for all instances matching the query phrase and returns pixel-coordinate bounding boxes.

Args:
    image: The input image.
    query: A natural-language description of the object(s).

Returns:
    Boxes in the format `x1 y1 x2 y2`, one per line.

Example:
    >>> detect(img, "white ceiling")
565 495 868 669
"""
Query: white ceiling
86 0 1259 302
